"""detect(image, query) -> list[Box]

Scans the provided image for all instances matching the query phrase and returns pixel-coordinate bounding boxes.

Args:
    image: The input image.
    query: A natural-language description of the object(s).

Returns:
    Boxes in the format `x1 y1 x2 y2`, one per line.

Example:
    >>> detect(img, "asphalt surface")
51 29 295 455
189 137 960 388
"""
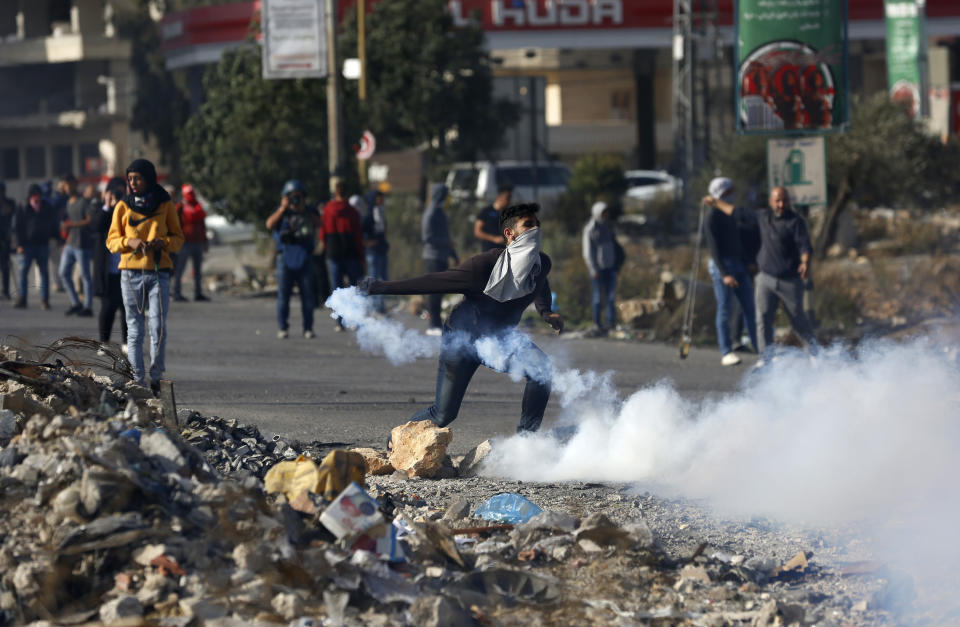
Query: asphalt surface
2 284 753 454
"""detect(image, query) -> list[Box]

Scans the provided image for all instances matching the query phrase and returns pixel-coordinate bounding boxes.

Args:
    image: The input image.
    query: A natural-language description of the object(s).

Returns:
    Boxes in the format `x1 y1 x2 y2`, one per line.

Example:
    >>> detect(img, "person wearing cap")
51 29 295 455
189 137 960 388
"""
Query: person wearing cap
106 159 184 389
267 179 321 339
321 180 364 331
582 200 619 335
13 184 60 309
702 177 758 366
361 189 390 314
474 182 512 251
172 183 209 302
705 185 816 364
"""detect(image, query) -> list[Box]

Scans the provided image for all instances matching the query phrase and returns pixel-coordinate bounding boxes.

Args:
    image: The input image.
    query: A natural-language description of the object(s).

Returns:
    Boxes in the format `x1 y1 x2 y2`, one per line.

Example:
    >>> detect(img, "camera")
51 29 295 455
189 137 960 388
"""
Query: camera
280 211 311 244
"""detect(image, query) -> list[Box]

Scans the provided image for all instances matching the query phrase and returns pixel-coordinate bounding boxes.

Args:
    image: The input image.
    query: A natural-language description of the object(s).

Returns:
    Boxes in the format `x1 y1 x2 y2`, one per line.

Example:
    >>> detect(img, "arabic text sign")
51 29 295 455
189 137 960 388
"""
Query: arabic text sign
262 0 327 80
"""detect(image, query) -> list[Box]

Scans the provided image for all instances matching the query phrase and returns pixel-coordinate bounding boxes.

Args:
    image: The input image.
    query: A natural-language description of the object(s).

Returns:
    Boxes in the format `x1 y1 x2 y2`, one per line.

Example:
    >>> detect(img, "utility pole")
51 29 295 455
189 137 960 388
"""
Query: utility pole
325 0 343 192
357 0 367 187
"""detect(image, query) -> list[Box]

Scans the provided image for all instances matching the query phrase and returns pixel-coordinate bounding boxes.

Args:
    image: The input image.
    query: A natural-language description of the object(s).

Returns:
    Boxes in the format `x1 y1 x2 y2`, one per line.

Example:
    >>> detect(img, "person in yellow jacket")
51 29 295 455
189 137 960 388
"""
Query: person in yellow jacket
106 159 184 390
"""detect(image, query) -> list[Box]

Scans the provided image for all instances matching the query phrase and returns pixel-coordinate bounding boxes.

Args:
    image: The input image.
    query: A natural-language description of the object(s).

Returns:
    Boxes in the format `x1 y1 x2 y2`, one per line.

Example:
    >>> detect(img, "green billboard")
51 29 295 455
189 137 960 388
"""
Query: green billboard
736 0 849 133
885 0 924 118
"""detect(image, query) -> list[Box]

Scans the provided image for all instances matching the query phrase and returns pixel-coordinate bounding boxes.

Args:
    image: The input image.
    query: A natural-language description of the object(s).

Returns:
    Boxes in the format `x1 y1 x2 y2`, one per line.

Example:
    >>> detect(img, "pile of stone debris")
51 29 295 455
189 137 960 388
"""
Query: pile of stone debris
0 340 893 625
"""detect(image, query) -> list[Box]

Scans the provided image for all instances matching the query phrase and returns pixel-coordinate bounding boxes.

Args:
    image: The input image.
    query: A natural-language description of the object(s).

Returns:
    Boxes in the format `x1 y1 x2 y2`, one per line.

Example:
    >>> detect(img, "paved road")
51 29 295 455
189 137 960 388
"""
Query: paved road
2 286 753 454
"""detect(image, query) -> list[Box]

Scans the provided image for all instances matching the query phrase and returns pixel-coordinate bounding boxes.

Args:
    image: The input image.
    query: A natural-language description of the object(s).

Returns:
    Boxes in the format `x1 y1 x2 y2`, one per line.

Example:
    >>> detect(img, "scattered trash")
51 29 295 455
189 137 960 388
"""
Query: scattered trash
320 481 385 540
474 493 543 524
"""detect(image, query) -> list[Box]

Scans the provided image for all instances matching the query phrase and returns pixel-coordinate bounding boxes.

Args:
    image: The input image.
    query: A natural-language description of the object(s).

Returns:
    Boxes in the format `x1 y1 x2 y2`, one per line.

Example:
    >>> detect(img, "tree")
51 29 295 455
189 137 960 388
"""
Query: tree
114 1 190 175
552 154 627 234
337 0 519 162
179 45 330 224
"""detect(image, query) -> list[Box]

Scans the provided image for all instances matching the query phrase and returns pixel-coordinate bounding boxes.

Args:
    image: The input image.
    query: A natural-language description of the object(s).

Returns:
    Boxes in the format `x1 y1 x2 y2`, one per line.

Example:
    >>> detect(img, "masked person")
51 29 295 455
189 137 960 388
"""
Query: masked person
362 203 563 435
106 159 184 391
13 184 60 310
266 179 321 339
172 183 209 302
92 177 128 348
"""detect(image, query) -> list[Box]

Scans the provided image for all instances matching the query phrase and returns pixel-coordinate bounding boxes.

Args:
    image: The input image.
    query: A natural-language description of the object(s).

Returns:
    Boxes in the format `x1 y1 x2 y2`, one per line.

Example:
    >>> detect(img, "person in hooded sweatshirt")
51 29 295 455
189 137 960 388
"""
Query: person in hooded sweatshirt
13 184 60 309
106 159 184 390
172 183 209 302
420 183 459 335
582 201 619 335
92 177 128 347
362 203 563 435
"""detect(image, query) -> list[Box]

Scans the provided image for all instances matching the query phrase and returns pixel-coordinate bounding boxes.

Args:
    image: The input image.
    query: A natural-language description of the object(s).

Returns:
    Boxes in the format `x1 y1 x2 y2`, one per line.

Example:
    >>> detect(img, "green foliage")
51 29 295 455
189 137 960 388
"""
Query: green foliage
553 154 626 234
697 94 960 210
179 46 330 224
338 0 520 161
115 2 190 172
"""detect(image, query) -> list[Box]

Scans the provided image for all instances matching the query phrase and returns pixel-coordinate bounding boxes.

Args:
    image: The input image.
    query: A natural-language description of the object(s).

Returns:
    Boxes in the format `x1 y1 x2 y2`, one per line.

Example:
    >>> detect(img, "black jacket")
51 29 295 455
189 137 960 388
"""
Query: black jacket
91 202 116 297
369 248 554 337
14 202 59 247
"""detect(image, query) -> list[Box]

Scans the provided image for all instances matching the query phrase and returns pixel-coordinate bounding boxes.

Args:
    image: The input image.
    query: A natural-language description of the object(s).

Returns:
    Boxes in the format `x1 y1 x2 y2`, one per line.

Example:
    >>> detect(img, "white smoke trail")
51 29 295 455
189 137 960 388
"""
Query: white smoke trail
325 287 605 408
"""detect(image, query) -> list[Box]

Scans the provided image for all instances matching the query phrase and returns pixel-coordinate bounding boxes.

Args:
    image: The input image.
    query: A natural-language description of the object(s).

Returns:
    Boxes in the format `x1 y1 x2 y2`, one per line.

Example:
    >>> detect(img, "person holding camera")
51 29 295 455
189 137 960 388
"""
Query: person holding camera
266 180 322 339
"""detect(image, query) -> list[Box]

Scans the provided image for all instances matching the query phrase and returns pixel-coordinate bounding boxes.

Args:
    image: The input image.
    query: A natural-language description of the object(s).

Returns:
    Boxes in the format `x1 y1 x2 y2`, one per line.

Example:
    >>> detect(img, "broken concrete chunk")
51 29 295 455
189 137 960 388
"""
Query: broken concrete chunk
409 595 475 627
458 439 492 477
350 447 394 475
140 429 188 475
388 421 452 479
442 497 471 522
99 595 143 623
271 591 304 621
0 409 17 441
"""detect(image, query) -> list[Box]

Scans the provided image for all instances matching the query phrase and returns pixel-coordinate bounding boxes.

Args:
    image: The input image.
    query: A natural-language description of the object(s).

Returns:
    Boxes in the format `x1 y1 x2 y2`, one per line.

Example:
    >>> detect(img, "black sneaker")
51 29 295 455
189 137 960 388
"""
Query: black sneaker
173 294 188 302
77 308 94 317
194 294 210 302
65 304 82 316
13 300 26 309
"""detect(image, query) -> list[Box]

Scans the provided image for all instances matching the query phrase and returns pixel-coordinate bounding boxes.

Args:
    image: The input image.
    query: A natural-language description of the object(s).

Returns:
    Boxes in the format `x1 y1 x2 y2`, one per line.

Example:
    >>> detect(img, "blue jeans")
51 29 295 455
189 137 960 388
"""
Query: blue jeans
365 251 388 313
591 268 618 328
59 245 93 309
120 269 170 385
708 258 758 355
410 331 552 433
277 261 315 332
17 244 49 305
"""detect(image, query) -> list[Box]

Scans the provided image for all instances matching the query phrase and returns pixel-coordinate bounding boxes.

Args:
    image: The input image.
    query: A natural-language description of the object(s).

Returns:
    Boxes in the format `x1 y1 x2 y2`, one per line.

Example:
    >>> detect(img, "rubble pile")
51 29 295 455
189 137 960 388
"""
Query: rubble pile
0 343 906 625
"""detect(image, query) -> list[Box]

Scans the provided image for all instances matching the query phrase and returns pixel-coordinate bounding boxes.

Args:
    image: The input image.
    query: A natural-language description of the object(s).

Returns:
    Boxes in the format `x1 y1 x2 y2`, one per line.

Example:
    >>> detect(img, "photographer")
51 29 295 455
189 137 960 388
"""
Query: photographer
266 180 322 339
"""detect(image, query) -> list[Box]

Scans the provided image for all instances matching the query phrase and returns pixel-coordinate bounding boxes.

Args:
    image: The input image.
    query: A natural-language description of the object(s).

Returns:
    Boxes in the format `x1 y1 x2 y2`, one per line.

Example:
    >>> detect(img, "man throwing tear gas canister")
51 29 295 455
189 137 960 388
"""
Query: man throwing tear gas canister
360 203 563 436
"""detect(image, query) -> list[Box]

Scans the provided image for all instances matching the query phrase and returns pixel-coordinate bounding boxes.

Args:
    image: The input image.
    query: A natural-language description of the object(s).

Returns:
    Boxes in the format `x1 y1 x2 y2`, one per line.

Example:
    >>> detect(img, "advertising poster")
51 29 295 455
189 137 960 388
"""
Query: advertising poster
737 0 849 133
885 0 924 118
767 136 827 206
262 0 327 80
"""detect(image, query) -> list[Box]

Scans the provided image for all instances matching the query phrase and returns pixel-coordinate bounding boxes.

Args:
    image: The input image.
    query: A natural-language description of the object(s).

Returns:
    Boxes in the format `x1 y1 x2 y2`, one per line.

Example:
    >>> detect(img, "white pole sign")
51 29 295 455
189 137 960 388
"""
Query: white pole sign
767 136 827 206
262 0 327 80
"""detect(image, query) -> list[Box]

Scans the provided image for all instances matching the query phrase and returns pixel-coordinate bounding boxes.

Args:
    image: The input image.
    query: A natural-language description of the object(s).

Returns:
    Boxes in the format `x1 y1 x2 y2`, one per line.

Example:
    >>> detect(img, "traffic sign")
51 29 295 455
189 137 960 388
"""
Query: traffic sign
356 130 376 160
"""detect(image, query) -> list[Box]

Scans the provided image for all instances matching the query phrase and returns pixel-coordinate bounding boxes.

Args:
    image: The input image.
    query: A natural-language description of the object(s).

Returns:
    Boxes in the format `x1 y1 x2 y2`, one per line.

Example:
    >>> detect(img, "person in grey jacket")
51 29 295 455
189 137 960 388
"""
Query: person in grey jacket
421 183 459 335
582 201 618 333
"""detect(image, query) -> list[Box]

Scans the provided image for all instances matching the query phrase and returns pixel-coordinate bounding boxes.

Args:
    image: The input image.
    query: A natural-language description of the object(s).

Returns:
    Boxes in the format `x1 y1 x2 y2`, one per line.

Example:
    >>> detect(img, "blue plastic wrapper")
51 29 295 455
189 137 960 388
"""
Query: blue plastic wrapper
473 492 543 524
119 428 141 443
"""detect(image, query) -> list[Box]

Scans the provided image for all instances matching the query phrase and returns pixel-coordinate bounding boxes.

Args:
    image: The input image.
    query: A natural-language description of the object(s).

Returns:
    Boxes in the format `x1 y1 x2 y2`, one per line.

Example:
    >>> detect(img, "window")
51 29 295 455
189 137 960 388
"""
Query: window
25 146 46 178
52 144 73 178
611 90 631 120
1 148 18 180
79 143 101 175
450 168 479 193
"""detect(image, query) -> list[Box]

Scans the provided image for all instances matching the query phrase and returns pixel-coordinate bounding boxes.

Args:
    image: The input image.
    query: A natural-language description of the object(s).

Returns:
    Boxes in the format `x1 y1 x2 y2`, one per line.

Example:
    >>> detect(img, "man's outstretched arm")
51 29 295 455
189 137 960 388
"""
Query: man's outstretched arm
363 257 480 296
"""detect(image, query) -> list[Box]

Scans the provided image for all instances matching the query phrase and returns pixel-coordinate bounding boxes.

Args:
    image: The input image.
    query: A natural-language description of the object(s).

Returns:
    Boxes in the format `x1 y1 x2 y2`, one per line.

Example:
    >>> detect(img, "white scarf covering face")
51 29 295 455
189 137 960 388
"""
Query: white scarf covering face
483 226 542 302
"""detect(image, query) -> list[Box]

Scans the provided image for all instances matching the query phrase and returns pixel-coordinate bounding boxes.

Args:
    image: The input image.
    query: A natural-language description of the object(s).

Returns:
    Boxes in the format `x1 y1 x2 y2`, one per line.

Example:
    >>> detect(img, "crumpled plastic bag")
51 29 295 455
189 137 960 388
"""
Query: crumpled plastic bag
264 450 366 503
473 492 543 524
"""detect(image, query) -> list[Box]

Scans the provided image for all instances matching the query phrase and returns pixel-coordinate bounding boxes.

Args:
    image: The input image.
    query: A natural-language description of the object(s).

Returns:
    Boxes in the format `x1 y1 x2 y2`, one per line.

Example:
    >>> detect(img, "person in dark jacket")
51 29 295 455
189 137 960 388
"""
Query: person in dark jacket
421 183 459 335
363 203 563 434
361 189 389 314
92 177 128 346
702 177 758 366
266 179 321 339
0 182 14 299
13 184 59 309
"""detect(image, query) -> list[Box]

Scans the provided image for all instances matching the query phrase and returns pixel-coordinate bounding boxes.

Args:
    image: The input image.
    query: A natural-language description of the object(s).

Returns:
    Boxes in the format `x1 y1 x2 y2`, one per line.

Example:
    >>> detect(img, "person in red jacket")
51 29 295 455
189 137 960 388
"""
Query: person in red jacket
172 183 209 302
320 179 364 329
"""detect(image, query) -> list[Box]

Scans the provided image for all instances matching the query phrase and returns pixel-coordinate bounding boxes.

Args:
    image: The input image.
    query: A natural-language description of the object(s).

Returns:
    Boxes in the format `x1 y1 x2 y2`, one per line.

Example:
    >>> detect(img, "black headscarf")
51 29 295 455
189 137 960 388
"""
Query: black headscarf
123 158 170 215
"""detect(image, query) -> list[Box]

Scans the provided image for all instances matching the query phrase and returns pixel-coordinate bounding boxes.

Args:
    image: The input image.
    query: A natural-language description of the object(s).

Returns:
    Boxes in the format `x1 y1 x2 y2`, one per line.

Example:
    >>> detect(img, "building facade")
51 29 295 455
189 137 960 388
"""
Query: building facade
0 0 143 201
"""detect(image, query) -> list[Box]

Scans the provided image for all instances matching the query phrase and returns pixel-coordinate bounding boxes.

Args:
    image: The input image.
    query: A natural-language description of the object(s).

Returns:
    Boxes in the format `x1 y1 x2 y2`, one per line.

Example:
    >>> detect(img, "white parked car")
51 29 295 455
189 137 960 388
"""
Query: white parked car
624 170 681 205
446 161 571 211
